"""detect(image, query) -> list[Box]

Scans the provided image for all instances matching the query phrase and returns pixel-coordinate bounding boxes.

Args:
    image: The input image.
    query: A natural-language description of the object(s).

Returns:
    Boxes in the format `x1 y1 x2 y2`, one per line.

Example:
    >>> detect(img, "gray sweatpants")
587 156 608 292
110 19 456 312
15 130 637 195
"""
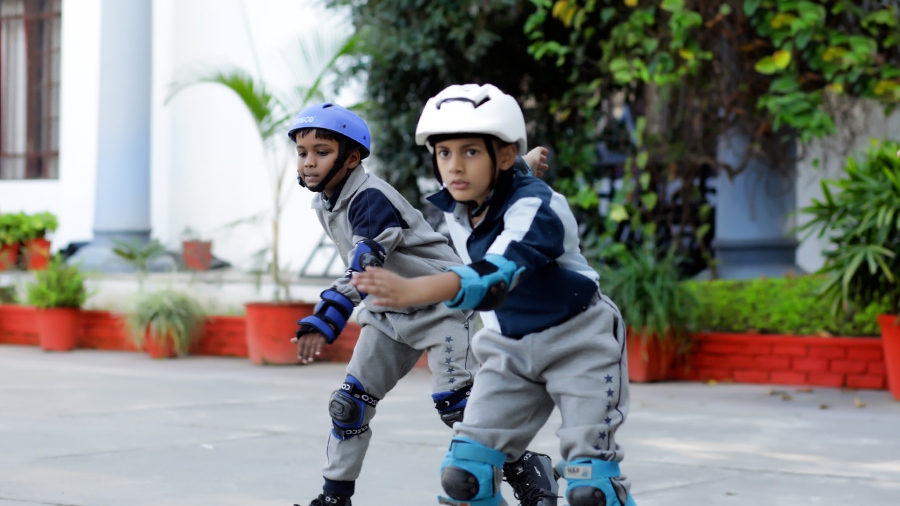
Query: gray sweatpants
453 294 632 497
322 302 476 482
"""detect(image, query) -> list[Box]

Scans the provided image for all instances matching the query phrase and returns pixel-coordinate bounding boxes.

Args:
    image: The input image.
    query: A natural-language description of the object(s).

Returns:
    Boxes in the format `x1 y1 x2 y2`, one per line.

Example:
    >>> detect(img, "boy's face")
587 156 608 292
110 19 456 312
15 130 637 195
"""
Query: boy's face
434 137 516 206
295 129 359 197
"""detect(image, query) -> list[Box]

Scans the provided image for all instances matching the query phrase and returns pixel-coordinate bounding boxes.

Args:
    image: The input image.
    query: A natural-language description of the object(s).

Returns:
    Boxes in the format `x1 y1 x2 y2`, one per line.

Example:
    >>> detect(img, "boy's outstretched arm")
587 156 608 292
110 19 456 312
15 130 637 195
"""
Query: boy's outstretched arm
350 268 461 308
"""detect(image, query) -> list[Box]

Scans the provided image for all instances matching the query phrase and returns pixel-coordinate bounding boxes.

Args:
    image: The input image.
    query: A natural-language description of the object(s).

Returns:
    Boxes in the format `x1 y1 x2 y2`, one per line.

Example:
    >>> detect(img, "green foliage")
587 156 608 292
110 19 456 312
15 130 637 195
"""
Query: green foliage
599 243 697 344
329 0 574 203
0 212 58 245
25 256 89 310
798 140 900 316
112 238 167 292
18 212 58 241
687 275 891 337
124 289 207 356
525 0 900 269
0 213 25 245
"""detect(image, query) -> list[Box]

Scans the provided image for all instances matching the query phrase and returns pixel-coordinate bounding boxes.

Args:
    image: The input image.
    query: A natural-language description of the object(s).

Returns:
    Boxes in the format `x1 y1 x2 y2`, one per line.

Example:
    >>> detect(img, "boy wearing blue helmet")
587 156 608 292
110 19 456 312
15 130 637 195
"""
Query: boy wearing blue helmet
287 103 556 506
352 84 638 506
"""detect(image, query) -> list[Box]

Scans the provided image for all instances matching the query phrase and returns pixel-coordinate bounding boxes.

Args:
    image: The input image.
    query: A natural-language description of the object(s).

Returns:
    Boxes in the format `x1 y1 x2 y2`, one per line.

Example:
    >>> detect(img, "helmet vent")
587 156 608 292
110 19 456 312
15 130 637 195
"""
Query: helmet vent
436 95 492 110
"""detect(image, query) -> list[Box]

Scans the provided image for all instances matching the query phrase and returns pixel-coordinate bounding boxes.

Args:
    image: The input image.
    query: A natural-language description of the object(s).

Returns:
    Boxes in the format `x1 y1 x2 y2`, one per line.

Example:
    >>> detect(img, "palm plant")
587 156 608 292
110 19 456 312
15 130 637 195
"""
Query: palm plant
799 140 900 317
165 31 361 301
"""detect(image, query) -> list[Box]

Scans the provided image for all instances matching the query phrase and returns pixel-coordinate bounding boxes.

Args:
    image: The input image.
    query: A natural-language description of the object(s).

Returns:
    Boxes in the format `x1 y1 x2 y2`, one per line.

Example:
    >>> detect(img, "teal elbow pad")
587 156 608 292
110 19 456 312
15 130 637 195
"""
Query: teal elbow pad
446 254 524 311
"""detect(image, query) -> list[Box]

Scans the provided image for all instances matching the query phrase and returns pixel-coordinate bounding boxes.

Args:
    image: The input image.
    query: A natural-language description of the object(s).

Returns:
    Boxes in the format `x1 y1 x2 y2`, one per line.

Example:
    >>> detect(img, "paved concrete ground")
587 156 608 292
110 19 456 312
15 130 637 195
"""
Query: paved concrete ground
1 345 898 506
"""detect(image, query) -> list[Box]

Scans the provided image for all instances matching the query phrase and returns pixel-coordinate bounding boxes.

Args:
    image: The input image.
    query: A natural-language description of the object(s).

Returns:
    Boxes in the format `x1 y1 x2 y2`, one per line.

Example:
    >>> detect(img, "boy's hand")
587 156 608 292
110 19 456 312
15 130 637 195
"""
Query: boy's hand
291 332 327 364
524 146 549 178
351 268 419 307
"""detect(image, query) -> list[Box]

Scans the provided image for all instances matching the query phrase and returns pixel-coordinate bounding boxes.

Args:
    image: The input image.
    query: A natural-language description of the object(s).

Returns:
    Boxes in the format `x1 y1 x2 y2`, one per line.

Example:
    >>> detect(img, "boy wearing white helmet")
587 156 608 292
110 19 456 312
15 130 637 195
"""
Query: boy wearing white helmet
352 84 637 506
287 102 554 506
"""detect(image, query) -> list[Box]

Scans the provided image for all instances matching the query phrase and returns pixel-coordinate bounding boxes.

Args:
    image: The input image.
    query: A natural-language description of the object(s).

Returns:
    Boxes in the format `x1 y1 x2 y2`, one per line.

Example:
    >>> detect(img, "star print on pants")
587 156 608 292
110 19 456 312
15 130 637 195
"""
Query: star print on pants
605 374 613 383
445 336 453 343
606 388 614 398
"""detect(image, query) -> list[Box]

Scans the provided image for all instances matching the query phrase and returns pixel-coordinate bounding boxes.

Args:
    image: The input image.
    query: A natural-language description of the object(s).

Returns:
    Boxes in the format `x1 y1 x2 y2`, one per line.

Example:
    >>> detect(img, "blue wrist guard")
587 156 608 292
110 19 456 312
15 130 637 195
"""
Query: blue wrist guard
347 238 386 299
446 254 524 311
296 289 355 344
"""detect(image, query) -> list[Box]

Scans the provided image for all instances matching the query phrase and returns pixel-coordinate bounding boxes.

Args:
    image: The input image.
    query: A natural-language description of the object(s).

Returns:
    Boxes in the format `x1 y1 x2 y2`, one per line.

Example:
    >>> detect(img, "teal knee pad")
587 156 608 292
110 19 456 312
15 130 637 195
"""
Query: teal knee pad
560 459 636 506
438 437 506 506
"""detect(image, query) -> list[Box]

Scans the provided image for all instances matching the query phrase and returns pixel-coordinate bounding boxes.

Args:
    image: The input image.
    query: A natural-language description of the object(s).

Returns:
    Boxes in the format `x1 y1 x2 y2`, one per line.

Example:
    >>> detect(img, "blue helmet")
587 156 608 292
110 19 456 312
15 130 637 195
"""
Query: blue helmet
287 103 370 159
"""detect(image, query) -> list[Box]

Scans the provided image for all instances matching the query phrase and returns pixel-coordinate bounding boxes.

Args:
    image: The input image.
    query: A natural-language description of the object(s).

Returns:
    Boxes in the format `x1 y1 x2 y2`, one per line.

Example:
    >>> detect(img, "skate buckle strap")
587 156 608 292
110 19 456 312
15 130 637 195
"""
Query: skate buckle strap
449 437 507 468
560 460 621 480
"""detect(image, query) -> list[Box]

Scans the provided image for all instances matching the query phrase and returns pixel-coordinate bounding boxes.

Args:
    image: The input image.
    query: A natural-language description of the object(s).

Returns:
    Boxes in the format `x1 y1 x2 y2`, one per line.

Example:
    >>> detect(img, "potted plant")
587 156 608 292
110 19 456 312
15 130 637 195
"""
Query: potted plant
181 227 213 271
0 212 24 271
20 211 58 271
25 255 89 351
599 242 697 382
166 33 360 365
124 289 207 359
799 140 900 399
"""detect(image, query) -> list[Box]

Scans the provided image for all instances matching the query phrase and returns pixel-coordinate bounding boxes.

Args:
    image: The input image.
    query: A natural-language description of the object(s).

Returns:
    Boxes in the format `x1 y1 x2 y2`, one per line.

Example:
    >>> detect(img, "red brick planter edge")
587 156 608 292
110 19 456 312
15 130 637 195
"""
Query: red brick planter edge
670 332 886 389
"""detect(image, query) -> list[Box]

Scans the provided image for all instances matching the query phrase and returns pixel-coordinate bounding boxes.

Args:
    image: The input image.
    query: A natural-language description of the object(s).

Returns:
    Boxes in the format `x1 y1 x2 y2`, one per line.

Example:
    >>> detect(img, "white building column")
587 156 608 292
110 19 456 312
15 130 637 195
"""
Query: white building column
69 0 153 272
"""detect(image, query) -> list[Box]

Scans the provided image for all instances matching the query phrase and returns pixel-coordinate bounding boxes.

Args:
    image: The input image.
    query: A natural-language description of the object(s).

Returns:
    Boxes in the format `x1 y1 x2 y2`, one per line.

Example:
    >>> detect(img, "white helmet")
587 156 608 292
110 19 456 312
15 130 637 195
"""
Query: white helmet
415 84 527 154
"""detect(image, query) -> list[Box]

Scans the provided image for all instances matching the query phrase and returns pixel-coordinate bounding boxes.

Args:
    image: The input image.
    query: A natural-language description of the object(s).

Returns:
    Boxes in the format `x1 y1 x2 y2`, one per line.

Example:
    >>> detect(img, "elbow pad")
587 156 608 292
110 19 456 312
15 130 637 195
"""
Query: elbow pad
296 289 355 344
446 254 524 311
348 239 386 299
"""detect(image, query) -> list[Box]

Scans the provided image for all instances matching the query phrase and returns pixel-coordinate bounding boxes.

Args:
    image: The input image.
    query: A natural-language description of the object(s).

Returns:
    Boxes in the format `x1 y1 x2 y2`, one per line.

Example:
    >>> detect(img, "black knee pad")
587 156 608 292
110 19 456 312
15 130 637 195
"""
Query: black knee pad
329 375 379 440
441 466 480 500
567 486 607 506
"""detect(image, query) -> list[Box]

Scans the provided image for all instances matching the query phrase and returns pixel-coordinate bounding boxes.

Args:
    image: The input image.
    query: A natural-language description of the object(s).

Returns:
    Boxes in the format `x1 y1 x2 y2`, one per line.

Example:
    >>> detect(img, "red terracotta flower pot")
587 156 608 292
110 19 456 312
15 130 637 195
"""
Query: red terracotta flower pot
244 302 315 365
35 307 80 352
626 330 677 383
877 314 900 400
25 237 52 270
144 333 179 359
0 243 19 271
182 240 212 271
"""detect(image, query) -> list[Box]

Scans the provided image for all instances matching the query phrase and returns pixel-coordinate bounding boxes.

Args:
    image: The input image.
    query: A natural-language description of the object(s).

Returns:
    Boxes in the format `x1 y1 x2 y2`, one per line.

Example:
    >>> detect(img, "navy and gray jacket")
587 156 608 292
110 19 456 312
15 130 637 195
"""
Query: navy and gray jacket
427 166 600 338
311 166 462 314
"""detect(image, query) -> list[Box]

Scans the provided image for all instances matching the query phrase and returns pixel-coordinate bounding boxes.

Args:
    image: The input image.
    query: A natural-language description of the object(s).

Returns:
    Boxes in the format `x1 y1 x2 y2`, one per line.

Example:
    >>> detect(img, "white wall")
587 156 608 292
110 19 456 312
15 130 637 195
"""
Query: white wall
796 100 900 273
0 0 101 251
151 0 356 271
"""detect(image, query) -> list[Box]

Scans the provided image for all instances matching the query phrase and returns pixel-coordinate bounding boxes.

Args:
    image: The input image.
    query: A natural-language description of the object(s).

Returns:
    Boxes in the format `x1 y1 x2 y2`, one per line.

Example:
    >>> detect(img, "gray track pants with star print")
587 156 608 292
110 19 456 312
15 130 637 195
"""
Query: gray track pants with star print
453 293 633 501
322 302 477 482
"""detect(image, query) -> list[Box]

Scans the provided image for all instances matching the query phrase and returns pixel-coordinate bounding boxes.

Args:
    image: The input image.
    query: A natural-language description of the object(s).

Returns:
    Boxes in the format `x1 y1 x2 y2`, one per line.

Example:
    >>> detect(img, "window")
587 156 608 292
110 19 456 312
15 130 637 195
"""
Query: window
0 0 61 180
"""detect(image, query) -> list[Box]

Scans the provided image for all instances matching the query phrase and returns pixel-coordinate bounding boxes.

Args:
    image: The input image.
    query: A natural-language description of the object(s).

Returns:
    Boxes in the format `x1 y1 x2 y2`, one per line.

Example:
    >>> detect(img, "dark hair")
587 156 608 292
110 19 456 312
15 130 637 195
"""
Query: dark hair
294 127 363 155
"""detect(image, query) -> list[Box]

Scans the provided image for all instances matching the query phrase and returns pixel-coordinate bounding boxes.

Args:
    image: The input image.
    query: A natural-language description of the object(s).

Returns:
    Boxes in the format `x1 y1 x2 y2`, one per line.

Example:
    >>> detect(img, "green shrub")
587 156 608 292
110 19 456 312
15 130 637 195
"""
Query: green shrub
686 275 890 337
124 289 206 356
25 256 89 309
600 244 697 345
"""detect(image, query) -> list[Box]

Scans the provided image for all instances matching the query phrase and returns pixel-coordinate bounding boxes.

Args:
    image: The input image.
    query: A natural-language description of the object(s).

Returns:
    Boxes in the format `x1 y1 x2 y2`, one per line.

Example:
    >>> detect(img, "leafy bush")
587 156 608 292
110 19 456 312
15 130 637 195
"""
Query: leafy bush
19 212 58 241
687 275 890 337
124 289 206 356
25 256 89 309
599 244 697 345
798 140 900 317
